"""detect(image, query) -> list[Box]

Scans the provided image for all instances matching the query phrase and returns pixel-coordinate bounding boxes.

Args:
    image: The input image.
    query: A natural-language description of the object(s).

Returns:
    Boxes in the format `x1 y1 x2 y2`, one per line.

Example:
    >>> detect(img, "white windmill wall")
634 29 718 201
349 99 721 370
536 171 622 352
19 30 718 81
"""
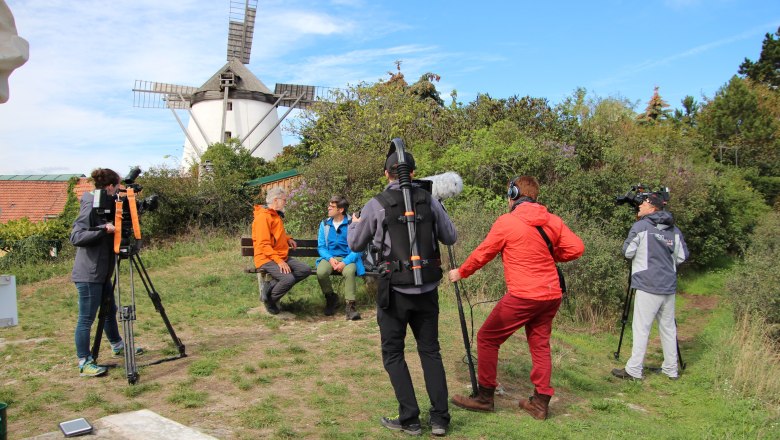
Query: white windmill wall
181 98 284 167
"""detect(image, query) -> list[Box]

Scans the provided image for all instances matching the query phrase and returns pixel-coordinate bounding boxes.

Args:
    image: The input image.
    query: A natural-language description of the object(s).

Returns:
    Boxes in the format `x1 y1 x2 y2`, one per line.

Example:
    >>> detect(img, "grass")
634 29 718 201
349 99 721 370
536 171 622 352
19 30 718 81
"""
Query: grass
0 233 778 438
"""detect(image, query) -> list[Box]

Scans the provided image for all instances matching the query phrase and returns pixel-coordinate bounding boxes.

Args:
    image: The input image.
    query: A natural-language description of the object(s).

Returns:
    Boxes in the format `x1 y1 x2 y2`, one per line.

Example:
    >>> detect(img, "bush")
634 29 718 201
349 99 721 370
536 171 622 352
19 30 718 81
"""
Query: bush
725 210 780 341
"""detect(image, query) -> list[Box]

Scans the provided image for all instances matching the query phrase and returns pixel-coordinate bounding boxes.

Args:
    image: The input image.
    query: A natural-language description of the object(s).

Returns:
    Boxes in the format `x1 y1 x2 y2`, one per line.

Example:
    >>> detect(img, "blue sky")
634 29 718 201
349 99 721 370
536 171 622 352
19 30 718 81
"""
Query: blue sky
0 0 778 175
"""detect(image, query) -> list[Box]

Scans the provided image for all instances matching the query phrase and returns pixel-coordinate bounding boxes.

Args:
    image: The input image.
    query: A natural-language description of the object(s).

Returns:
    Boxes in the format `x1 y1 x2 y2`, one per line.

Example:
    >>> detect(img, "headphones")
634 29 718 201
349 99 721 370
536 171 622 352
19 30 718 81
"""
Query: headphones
507 176 521 200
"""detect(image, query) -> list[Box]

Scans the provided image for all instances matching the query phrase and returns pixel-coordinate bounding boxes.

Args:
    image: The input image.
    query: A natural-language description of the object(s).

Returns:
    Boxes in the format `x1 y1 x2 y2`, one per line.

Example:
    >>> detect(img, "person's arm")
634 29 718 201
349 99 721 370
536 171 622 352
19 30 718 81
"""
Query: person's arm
431 197 457 245
252 211 283 264
552 221 585 262
623 223 641 259
457 218 506 279
317 221 333 261
674 228 689 265
347 199 380 252
69 198 106 247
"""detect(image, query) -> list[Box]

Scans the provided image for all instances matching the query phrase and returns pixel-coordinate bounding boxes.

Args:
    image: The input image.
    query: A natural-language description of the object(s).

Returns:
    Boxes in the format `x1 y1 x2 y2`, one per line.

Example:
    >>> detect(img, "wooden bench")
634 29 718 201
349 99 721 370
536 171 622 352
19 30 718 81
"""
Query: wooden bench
240 236 378 302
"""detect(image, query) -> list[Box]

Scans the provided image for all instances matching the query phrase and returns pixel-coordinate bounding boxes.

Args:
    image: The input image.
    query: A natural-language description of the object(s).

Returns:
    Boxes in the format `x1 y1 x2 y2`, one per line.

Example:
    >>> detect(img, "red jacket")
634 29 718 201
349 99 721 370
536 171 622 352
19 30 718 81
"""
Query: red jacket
458 203 585 301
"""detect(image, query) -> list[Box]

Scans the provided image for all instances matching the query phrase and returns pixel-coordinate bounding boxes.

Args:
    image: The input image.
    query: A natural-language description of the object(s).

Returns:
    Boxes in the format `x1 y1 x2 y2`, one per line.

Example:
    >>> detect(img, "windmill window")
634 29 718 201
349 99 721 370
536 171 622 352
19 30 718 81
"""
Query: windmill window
225 131 232 139
227 102 233 111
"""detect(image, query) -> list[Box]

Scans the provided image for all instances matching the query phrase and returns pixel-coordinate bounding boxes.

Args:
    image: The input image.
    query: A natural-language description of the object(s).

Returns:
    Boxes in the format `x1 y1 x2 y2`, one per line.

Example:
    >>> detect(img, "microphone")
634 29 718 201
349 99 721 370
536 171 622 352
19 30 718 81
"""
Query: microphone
420 172 463 201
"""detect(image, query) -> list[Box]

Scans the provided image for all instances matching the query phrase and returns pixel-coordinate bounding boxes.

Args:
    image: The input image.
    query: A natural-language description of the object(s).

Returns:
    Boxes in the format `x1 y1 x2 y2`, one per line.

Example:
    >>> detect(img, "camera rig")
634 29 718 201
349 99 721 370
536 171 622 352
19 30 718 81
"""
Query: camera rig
615 183 670 210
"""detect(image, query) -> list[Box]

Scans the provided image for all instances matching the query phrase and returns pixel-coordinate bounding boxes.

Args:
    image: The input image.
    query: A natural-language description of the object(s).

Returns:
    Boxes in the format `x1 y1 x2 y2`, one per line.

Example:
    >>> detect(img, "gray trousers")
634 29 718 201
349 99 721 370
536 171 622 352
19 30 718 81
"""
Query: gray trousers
625 289 678 378
259 257 311 303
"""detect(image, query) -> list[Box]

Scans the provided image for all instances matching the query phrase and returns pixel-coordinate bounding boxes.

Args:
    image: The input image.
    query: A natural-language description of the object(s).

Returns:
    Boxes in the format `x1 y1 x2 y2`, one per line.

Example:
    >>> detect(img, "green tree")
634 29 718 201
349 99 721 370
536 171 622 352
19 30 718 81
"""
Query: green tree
636 86 671 124
738 26 780 88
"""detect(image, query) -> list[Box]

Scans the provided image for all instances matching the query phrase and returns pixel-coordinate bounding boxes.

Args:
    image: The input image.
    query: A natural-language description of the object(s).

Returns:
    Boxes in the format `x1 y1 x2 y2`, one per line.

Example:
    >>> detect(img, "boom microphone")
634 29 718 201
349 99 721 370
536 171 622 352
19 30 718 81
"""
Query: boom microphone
420 172 463 201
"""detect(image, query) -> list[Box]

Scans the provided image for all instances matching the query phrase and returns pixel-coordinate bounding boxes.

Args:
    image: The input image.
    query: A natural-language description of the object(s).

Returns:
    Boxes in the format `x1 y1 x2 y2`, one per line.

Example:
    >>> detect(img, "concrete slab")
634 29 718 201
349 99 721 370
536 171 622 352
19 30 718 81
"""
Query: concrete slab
26 409 218 440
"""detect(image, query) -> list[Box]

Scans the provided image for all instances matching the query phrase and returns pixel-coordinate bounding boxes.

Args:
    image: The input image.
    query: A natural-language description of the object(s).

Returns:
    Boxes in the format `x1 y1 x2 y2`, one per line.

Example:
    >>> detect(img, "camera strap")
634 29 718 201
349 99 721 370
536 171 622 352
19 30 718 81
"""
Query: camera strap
535 226 567 294
114 200 123 254
126 188 142 240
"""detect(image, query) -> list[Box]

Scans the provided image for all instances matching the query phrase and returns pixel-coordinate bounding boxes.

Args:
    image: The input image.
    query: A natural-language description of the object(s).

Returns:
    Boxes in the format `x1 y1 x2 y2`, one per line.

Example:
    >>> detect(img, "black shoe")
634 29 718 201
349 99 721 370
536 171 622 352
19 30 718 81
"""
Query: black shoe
345 300 362 320
611 368 642 381
264 299 280 315
324 293 338 316
380 416 421 436
429 421 447 437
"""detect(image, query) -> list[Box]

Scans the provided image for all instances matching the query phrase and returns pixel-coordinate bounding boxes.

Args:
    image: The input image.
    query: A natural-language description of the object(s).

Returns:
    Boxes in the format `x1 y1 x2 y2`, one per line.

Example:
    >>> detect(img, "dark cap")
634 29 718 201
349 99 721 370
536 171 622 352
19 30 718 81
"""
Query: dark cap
646 193 665 209
384 151 416 172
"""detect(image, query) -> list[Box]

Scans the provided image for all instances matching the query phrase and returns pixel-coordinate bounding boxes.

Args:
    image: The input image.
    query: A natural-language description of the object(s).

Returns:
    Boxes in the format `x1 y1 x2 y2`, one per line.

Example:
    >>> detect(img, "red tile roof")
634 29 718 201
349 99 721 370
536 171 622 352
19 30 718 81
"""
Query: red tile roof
0 177 94 223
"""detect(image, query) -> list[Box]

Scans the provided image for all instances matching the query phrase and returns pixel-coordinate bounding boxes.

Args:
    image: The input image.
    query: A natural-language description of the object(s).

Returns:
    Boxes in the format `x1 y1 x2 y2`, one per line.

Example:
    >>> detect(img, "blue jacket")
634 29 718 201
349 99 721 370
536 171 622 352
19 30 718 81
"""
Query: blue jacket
623 211 688 295
317 217 366 276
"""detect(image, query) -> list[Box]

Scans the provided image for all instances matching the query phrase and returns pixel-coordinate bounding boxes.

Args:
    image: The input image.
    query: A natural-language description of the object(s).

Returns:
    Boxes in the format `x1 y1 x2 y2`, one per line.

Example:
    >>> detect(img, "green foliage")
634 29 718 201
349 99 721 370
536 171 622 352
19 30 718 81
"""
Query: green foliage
636 86 671 124
738 26 780 88
725 210 780 340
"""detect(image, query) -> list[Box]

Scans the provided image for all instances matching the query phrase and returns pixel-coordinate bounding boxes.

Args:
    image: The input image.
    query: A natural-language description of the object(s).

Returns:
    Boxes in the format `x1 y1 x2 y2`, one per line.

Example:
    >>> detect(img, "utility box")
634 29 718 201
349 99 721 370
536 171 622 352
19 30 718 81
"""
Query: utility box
0 275 18 327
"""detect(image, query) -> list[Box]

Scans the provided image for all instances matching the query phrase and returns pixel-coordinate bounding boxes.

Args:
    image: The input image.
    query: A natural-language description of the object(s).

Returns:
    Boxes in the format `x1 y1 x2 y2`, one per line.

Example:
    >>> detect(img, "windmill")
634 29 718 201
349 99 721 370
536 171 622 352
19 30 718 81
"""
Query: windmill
133 0 338 167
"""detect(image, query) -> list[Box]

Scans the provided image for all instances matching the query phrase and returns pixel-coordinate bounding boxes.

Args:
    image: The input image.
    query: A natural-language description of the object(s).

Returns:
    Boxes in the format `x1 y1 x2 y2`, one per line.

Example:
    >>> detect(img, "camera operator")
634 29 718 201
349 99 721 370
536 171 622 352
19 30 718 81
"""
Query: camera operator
70 168 140 377
612 193 689 381
448 176 584 420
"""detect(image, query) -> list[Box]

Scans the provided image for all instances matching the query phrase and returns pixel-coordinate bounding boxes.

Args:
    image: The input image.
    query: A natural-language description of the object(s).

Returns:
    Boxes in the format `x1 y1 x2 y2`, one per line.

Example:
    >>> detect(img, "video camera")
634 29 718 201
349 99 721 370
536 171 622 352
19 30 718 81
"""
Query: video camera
615 183 670 210
92 167 158 220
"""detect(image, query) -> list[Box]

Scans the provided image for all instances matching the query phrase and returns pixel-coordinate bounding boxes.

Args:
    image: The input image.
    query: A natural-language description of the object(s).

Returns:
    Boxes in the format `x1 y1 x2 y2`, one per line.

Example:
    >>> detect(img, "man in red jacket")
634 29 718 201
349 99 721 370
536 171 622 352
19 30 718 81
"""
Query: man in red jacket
449 176 584 420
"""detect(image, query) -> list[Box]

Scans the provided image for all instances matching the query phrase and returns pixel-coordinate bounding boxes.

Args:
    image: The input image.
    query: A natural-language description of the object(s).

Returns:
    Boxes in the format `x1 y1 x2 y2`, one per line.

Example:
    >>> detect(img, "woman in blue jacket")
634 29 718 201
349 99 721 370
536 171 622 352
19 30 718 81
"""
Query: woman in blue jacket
317 195 365 320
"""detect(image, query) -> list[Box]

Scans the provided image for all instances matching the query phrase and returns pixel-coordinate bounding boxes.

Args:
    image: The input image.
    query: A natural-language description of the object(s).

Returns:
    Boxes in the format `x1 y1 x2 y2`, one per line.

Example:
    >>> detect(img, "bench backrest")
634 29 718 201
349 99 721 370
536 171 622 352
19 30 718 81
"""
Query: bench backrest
240 236 320 259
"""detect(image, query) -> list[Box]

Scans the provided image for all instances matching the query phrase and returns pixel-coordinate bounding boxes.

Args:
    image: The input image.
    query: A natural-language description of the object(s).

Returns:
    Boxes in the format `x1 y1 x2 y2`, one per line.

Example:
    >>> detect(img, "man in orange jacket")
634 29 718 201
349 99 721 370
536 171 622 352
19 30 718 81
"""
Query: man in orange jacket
253 187 308 315
449 176 584 420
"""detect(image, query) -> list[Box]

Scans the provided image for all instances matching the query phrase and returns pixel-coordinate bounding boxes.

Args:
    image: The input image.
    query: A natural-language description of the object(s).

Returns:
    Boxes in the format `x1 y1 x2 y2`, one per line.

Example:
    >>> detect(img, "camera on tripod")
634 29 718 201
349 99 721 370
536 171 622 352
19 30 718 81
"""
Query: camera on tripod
615 183 669 210
92 167 158 227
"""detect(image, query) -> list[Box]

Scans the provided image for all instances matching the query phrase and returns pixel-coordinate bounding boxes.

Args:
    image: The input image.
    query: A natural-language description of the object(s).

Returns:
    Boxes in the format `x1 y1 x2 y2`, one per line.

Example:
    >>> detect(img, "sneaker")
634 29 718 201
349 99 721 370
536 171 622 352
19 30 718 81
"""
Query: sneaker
430 422 447 437
112 346 145 357
380 415 421 436
611 368 642 381
667 375 679 381
79 360 107 377
264 299 280 315
345 301 362 321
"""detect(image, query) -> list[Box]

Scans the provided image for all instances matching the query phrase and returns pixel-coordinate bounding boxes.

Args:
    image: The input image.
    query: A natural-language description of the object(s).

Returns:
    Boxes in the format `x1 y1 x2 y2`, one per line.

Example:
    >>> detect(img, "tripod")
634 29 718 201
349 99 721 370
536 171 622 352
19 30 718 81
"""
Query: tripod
613 269 686 371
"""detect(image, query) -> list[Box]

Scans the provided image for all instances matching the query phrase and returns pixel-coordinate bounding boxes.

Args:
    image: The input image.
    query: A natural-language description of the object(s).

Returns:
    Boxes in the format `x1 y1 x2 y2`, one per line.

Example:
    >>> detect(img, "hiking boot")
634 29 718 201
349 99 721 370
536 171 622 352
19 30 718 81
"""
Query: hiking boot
518 390 551 420
79 360 107 377
324 293 339 316
264 299 280 315
611 368 642 381
112 346 145 357
429 421 447 437
345 300 361 320
451 385 495 412
380 415 421 436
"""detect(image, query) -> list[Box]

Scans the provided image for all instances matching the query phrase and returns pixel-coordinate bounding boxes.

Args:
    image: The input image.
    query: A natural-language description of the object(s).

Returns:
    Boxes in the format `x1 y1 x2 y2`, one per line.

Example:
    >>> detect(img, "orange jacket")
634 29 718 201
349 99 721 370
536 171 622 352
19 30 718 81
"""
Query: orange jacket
252 205 292 268
458 202 585 301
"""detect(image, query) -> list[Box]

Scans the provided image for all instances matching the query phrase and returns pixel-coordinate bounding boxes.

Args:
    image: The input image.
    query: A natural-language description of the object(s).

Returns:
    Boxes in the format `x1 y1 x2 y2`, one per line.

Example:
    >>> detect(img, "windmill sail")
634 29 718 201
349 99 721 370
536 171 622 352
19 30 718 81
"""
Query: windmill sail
227 0 258 64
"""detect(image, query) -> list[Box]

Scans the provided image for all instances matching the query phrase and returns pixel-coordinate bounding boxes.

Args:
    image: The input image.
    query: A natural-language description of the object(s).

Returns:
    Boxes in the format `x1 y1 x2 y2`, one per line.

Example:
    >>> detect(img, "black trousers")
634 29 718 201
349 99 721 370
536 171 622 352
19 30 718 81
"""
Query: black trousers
377 287 450 427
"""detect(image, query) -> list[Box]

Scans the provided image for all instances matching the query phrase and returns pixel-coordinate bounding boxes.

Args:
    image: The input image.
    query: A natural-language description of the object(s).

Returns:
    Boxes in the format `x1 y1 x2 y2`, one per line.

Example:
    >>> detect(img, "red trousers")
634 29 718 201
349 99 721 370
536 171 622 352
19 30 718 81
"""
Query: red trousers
476 294 561 396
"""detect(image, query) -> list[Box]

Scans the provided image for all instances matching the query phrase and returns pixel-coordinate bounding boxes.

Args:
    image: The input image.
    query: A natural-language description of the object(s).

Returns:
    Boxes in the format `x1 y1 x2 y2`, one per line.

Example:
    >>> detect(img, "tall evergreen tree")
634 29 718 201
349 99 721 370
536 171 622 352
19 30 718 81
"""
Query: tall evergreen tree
739 26 780 88
637 86 671 124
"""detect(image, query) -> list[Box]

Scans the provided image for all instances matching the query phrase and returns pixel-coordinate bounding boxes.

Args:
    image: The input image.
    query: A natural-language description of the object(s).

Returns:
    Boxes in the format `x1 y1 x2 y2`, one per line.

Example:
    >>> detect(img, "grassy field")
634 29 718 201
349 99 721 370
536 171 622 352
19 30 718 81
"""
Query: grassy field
0 234 778 439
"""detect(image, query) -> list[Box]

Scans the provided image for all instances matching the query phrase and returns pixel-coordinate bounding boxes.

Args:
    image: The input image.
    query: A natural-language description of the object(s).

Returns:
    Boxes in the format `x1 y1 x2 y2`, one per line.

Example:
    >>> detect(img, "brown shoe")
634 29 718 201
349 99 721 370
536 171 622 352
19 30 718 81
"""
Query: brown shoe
451 385 495 412
518 390 551 420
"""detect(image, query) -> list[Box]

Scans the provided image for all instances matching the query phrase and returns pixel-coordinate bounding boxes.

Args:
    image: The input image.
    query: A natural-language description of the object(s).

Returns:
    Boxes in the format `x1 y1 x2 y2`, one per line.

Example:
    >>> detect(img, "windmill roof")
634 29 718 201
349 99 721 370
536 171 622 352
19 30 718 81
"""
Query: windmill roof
0 176 93 223
196 58 273 94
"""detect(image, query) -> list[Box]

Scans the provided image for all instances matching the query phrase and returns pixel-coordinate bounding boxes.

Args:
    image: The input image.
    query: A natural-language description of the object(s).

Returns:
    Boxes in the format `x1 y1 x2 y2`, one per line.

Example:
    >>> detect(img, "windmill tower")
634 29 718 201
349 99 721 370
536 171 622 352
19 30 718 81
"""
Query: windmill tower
133 0 337 167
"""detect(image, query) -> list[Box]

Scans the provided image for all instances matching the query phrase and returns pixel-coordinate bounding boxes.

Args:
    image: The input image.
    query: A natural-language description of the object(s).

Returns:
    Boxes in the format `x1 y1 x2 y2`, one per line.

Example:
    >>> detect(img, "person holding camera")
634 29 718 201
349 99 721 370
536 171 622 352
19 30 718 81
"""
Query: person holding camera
252 187 308 315
448 176 584 420
348 150 457 437
70 168 139 377
316 195 365 320
612 193 689 381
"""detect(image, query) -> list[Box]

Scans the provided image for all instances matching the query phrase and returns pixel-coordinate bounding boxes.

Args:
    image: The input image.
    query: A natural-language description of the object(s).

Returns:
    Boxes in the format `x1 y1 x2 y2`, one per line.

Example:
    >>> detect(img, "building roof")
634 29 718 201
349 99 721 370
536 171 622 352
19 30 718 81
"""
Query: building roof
196 58 274 94
246 169 299 187
0 176 93 223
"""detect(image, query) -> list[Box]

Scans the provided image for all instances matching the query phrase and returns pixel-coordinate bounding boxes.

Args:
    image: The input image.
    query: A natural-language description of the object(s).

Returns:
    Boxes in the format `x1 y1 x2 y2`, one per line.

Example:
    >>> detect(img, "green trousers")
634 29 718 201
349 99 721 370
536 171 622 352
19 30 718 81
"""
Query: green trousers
316 258 357 301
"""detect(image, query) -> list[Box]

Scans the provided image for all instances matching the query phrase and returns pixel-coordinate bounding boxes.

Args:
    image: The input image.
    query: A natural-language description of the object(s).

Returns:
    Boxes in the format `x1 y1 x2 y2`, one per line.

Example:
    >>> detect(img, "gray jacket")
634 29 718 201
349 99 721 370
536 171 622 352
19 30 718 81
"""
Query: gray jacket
348 181 457 294
70 192 115 283
623 211 688 295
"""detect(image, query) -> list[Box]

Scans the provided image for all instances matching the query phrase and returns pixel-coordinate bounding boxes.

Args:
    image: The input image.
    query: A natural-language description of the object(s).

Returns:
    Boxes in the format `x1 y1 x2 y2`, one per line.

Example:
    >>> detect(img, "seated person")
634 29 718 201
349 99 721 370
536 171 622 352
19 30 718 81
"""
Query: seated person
252 187 309 315
316 195 365 320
